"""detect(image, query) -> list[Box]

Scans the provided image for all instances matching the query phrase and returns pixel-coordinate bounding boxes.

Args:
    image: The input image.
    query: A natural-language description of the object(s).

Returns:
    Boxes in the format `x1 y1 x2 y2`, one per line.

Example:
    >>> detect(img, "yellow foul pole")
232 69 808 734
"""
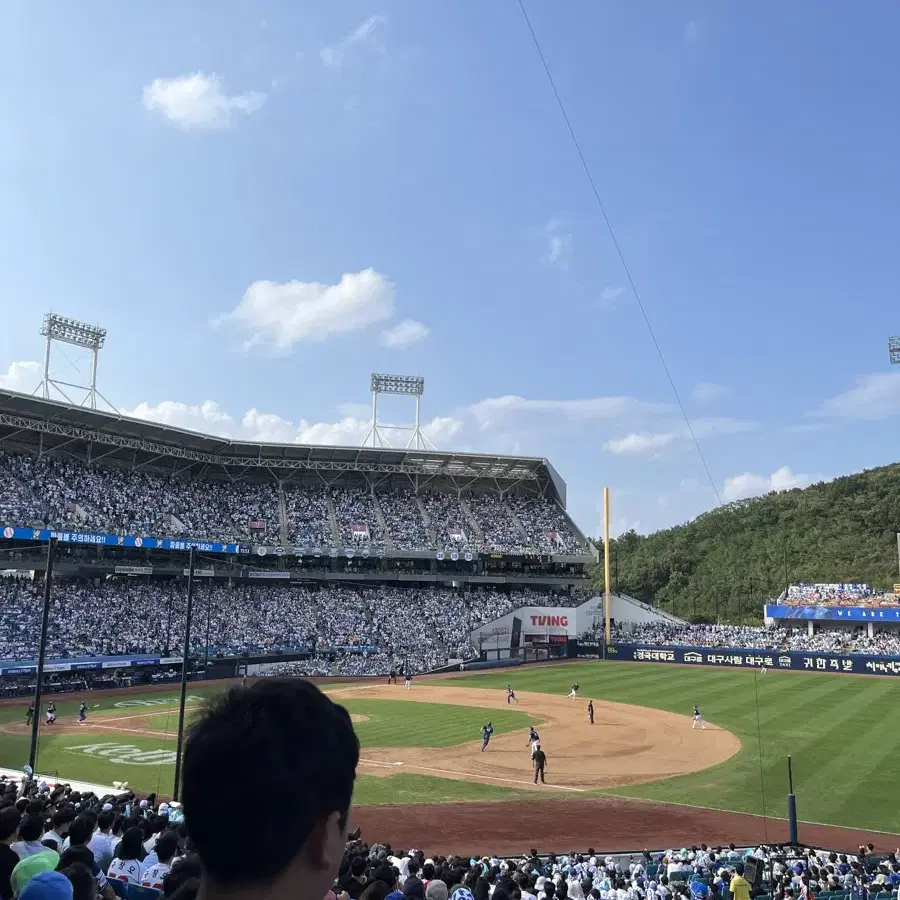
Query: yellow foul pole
603 486 611 644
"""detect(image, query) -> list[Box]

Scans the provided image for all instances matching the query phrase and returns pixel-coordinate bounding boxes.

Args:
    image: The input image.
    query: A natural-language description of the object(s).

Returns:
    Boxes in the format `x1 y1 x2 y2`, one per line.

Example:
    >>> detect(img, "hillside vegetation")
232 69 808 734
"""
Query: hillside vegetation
593 463 900 623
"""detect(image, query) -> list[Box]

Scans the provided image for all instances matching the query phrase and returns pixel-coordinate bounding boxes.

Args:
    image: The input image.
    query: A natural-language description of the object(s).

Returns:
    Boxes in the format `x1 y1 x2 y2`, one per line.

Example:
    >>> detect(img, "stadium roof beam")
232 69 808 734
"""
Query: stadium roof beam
37 313 118 413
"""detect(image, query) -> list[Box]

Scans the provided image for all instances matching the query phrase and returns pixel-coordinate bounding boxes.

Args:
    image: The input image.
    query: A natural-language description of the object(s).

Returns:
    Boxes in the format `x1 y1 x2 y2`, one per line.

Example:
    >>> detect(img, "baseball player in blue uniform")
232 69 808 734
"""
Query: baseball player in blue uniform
588 700 594 725
481 722 494 751
568 682 580 700
692 705 707 730
506 684 519 705
78 701 87 723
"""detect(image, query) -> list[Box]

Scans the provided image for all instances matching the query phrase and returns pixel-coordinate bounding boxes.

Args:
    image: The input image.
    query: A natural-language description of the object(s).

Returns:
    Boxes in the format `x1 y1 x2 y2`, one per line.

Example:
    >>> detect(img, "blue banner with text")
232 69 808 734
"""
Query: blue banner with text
1 524 249 556
591 642 900 677
765 604 900 621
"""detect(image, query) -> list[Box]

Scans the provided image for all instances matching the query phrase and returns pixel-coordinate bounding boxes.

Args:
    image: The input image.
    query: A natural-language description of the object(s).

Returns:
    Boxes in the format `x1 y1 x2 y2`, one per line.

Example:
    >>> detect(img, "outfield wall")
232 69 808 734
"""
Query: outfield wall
572 641 900 677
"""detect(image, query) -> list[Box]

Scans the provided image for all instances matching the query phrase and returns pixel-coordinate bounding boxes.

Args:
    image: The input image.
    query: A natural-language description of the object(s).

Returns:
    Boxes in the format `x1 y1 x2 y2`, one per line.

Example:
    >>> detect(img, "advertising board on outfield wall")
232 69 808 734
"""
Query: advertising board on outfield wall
574 642 900 677
765 604 900 621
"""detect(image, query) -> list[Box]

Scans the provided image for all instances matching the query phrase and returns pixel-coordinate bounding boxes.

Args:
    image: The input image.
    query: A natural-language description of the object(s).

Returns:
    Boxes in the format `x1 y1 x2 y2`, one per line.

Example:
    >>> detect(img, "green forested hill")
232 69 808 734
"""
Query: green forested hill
594 463 900 623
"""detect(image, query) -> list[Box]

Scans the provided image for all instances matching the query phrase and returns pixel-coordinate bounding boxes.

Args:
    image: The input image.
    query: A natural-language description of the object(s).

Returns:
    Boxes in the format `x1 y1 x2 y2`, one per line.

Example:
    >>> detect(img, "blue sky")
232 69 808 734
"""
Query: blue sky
2 0 900 538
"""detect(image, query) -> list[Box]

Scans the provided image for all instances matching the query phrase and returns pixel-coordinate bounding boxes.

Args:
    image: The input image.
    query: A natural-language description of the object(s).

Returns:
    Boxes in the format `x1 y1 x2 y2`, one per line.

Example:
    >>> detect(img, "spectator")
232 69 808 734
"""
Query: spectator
0 808 21 900
108 827 145 885
12 817 46 860
142 832 180 890
181 679 360 900
17 871 73 900
60 864 95 900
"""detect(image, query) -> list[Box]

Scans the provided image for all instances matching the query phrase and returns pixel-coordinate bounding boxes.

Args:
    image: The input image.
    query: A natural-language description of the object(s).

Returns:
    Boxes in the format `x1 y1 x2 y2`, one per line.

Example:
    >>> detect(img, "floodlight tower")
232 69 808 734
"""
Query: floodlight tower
890 336 900 366
364 373 436 450
36 313 116 411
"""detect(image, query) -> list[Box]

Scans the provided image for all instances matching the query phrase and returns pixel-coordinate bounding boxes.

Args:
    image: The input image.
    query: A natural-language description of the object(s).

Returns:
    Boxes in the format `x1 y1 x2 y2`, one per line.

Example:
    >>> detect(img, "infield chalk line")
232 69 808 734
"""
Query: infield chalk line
357 757 585 793
91 706 204 726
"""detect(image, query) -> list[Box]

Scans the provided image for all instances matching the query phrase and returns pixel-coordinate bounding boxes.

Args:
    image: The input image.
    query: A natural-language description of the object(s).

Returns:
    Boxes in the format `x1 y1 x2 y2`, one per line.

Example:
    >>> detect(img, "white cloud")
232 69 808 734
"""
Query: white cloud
599 286 625 308
0 361 41 394
603 432 676 456
321 14 386 68
543 219 572 268
723 466 823 502
218 268 395 351
380 319 429 349
468 394 668 430
602 417 755 456
818 372 900 421
691 382 729 404
143 73 265 129
684 21 700 44
124 398 462 448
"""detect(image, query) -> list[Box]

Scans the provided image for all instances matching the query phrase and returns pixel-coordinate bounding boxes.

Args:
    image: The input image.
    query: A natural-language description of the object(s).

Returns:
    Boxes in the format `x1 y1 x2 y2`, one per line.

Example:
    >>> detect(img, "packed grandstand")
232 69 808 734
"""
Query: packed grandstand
0 446 583 556
4 394 900 689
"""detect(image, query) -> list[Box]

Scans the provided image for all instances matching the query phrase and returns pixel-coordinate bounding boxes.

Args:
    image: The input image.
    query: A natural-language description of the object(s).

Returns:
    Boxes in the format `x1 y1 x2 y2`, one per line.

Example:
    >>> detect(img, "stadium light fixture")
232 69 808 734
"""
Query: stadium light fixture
370 373 425 396
364 373 435 451
890 336 900 366
41 313 107 351
34 312 117 411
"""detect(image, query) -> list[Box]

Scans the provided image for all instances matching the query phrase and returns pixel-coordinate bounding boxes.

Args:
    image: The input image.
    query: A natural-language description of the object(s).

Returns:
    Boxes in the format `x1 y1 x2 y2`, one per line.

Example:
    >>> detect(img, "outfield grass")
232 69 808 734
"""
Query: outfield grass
435 662 900 833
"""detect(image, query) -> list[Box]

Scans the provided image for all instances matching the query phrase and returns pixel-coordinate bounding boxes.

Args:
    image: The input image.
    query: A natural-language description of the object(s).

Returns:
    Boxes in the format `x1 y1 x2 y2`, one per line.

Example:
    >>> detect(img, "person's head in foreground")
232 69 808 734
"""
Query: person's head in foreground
183 678 359 900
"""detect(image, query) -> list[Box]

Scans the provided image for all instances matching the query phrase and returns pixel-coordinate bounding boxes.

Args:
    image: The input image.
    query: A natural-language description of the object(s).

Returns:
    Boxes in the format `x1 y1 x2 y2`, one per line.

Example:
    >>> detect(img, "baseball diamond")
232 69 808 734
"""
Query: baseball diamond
3 661 900 852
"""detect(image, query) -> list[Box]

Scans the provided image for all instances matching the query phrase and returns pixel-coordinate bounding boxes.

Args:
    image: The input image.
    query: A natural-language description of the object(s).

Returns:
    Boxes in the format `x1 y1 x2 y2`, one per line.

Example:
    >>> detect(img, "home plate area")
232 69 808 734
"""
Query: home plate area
328 685 740 793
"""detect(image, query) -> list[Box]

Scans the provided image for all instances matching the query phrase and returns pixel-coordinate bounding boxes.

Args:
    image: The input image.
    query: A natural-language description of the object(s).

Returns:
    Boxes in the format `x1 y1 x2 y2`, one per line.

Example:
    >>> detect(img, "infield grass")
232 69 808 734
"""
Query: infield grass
0 688 537 802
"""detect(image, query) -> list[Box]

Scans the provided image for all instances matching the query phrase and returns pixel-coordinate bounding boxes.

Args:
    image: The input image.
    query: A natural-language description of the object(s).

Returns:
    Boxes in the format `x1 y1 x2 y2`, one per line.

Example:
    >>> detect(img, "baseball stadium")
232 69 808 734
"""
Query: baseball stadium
3 386 900 877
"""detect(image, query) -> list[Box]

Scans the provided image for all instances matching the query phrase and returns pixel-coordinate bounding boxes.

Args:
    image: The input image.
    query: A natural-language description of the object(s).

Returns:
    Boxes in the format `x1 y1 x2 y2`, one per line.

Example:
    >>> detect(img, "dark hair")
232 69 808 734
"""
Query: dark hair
163 855 203 898
168 879 200 900
67 816 92 847
60 847 96 871
61 862 97 900
0 807 21 841
360 882 391 900
182 679 359 885
18 814 43 842
53 809 76 830
118 826 145 861
97 811 115 831
155 831 180 864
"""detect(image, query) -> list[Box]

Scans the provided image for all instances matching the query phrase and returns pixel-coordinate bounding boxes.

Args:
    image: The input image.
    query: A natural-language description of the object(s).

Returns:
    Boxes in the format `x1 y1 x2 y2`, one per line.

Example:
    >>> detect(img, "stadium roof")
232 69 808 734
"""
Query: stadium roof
0 390 569 502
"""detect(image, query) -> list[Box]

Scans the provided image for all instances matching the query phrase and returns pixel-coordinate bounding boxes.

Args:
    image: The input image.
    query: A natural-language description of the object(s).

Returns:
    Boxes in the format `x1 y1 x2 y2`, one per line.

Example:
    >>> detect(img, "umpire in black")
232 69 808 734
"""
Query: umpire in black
532 744 547 784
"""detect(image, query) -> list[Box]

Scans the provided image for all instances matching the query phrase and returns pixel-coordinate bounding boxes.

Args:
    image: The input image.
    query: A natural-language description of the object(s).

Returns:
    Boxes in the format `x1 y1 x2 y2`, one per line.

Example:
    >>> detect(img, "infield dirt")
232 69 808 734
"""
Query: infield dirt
328 685 741 793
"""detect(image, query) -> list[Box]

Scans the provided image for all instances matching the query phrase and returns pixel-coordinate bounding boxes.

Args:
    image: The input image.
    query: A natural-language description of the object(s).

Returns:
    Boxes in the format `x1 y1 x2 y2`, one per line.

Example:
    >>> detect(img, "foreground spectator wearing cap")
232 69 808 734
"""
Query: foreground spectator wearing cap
182 679 359 900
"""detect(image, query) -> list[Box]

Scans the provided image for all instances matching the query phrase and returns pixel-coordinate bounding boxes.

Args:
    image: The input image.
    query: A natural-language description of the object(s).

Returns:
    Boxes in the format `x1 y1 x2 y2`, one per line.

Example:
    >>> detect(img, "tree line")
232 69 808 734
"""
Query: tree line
591 463 900 623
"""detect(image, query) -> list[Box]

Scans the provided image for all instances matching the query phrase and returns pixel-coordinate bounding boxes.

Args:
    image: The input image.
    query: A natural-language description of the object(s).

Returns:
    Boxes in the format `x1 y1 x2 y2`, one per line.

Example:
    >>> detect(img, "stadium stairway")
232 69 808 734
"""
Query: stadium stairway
277 482 290 545
415 495 437 548
506 504 531 546
458 498 484 544
371 490 394 550
325 492 341 544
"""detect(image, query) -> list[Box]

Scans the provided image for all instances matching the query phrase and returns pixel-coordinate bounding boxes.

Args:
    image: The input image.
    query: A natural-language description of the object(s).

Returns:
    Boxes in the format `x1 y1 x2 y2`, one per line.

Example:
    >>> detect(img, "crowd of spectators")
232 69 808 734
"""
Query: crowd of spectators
331 490 386 548
0 450 584 556
610 622 900 656
0 577 568 674
783 584 898 608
